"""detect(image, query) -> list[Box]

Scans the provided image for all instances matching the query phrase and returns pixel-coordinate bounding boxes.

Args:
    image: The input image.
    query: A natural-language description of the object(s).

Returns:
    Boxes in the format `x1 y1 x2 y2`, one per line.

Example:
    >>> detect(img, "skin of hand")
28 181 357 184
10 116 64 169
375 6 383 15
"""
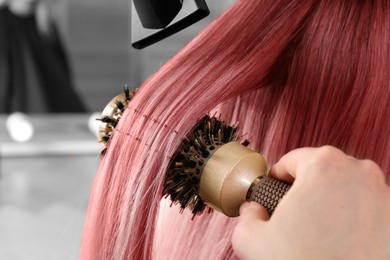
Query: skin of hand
232 146 390 260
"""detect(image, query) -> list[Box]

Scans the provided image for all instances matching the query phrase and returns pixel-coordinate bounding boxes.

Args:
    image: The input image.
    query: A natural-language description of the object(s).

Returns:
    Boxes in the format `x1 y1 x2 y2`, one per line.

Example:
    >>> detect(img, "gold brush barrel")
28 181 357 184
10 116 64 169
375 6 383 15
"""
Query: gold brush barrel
199 142 291 217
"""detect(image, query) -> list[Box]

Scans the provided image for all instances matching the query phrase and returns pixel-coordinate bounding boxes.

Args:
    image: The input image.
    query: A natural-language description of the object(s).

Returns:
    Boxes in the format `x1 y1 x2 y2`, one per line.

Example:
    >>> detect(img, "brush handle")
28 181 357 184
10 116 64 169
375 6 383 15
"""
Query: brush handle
249 176 291 215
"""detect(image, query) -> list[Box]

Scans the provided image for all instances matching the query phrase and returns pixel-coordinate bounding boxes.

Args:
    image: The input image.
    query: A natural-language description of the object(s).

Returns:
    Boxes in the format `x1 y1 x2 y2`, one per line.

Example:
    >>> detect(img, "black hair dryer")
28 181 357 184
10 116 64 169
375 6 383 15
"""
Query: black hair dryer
133 0 184 29
131 0 209 49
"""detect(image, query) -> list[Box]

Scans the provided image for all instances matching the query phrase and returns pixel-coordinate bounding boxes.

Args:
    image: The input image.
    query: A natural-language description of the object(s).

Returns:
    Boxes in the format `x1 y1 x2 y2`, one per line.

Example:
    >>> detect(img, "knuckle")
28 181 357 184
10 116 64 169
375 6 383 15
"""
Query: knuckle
359 159 383 176
318 145 343 157
302 146 350 180
312 146 345 165
353 159 386 189
360 159 380 169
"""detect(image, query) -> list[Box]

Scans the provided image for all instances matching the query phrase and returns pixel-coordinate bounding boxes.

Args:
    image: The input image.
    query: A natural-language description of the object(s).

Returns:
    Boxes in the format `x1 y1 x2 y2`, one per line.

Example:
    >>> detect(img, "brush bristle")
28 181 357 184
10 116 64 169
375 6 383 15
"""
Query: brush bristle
163 115 242 216
97 86 137 155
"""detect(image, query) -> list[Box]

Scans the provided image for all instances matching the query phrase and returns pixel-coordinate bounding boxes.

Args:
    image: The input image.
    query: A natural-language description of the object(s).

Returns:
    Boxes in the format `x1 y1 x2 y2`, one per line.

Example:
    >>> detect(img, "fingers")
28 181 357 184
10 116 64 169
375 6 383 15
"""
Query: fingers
268 146 348 182
268 147 319 182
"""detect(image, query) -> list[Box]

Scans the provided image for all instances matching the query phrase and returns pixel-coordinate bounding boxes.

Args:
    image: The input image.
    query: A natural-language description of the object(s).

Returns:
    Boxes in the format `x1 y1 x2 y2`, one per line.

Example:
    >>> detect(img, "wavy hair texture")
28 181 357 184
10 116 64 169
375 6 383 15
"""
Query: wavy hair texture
81 0 390 259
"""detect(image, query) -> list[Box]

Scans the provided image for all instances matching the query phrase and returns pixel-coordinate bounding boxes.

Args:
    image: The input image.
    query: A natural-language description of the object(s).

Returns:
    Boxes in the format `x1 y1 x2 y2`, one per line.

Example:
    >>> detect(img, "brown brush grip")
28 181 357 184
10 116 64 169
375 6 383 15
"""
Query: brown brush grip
249 176 291 215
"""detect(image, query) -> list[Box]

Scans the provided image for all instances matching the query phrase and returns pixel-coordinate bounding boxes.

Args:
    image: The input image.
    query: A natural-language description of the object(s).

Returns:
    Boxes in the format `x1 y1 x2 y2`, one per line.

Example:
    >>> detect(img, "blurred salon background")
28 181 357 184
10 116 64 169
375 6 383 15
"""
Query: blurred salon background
0 0 234 259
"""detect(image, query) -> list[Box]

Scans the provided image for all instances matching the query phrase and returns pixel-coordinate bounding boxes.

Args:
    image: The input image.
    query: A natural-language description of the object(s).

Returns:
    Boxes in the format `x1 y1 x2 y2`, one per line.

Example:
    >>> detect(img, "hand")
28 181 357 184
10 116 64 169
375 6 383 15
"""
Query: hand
232 146 390 260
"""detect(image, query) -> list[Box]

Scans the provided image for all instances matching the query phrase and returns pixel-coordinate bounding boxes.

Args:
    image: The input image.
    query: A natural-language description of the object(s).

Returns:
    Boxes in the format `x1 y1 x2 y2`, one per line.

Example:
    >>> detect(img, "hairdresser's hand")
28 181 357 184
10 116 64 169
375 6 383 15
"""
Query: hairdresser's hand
232 146 390 260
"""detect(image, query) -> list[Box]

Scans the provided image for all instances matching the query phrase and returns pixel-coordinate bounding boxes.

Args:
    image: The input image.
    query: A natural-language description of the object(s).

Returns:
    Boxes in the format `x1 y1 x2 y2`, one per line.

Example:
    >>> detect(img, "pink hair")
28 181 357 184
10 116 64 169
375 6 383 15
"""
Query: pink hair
81 0 390 259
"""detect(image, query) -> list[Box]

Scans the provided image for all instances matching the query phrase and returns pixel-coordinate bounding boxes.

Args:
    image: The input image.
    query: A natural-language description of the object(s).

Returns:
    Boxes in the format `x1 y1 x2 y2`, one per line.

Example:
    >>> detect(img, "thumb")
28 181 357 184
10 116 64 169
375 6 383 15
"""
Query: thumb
240 201 270 221
233 202 269 240
232 202 269 258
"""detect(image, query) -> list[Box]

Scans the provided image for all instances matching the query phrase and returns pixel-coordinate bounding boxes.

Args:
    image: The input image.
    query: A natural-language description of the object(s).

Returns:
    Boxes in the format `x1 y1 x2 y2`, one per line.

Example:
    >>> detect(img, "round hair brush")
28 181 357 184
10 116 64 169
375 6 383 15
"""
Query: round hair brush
163 115 291 217
97 86 138 155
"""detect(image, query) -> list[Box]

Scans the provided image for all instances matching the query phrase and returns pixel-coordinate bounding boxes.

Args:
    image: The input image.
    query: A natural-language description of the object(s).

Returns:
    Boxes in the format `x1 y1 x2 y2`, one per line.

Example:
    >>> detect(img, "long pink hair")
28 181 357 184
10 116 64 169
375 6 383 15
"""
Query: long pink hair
81 0 390 259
